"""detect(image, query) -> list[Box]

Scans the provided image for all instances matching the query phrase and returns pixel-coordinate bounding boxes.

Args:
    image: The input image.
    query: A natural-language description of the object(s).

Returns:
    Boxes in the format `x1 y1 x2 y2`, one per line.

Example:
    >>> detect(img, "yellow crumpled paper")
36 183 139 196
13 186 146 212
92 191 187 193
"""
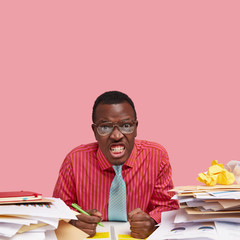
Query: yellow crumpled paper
197 160 235 186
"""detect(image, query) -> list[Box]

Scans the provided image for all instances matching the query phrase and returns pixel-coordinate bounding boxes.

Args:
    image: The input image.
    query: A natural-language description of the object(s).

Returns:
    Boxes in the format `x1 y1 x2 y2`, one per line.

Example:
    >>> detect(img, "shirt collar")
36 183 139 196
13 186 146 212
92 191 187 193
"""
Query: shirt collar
97 143 137 171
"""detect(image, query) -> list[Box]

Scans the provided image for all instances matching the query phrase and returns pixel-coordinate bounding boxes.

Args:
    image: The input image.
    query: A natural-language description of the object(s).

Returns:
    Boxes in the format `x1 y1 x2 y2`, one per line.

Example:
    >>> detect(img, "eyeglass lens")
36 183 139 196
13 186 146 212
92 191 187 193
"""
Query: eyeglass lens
96 121 135 136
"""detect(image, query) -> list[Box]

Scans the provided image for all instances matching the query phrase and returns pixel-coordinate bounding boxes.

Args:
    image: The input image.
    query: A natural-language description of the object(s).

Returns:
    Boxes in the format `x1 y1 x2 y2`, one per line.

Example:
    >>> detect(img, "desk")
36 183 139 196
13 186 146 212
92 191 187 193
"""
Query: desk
86 221 144 240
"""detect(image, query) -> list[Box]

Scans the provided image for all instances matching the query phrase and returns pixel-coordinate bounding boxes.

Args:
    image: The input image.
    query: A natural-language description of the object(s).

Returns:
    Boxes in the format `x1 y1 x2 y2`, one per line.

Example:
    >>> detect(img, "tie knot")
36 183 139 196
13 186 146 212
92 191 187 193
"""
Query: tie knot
112 165 123 176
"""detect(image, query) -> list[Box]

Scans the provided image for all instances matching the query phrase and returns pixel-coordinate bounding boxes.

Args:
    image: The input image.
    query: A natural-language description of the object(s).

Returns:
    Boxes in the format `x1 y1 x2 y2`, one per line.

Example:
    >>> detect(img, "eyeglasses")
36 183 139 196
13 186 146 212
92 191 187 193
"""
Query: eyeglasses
93 120 137 136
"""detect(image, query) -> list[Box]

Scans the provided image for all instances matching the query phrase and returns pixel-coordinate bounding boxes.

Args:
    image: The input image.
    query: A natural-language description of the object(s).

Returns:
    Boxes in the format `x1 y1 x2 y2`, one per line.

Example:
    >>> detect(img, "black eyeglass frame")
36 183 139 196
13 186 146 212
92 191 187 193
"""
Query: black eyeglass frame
92 120 137 136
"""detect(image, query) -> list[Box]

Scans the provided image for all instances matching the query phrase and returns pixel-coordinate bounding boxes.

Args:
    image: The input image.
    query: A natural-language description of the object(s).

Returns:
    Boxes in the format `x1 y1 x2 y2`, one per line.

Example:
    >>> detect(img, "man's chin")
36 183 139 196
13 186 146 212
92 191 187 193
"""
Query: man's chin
107 156 128 166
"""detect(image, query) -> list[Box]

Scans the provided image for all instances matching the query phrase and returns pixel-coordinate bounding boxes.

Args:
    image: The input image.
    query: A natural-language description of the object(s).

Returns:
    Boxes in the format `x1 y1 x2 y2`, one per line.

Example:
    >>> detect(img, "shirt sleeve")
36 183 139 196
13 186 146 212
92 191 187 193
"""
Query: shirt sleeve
147 150 179 223
52 155 77 208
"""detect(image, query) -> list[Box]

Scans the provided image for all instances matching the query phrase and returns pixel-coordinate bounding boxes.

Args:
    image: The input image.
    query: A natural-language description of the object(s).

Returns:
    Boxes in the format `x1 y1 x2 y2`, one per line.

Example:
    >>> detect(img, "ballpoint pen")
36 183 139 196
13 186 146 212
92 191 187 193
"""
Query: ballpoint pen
71 203 104 227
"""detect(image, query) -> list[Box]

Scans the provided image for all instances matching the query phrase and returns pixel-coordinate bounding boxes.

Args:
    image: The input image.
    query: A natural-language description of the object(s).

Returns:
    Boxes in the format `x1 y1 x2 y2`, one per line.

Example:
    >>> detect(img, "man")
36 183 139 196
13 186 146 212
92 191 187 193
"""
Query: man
53 91 179 239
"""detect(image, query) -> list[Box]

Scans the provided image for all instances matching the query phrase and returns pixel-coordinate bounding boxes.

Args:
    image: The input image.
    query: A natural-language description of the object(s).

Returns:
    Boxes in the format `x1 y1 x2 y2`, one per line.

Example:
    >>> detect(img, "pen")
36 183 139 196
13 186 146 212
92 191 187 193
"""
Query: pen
71 203 104 227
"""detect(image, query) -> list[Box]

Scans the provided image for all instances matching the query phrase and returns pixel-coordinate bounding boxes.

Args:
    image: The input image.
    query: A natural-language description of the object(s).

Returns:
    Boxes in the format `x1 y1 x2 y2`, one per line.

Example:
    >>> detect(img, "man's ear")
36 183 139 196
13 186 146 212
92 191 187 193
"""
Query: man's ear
135 120 138 127
91 124 97 140
135 120 138 137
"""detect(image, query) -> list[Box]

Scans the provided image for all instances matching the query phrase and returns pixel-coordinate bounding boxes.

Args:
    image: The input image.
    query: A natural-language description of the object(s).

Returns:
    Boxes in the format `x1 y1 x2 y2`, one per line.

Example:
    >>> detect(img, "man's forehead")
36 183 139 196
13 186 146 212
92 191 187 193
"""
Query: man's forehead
94 102 135 119
96 101 133 110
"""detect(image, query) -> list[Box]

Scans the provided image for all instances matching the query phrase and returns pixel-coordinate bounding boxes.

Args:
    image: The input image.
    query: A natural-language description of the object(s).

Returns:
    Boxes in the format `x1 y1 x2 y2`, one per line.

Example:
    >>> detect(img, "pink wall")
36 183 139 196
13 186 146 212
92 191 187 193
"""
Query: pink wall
1 1 240 197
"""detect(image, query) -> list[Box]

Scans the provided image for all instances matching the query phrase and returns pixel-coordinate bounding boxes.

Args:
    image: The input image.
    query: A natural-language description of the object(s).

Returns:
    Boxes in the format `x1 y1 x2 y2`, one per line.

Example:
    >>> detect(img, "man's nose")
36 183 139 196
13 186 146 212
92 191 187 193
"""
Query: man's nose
110 126 124 140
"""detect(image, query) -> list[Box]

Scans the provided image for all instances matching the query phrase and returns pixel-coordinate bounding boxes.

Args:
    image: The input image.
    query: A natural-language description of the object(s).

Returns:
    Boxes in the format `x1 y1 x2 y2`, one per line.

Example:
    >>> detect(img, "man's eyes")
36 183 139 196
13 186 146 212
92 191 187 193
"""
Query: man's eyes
99 122 133 128
122 123 132 128
100 124 112 129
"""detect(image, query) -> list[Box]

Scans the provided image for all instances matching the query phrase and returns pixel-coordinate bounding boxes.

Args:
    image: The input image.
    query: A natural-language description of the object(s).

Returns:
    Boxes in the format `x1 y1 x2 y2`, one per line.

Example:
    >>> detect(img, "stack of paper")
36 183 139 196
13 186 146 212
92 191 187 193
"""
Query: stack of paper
0 192 88 240
172 184 240 221
147 209 240 240
147 185 240 240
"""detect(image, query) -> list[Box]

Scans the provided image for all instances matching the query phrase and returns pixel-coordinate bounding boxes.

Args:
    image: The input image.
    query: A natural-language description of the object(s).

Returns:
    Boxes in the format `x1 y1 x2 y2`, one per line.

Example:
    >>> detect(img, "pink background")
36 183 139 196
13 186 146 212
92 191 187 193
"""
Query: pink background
1 1 240 197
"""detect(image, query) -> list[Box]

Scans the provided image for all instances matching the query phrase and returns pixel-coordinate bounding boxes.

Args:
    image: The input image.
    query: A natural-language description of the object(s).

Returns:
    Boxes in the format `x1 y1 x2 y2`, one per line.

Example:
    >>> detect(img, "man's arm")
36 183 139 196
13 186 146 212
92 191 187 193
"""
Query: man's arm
127 151 179 238
53 156 77 206
70 210 102 237
147 152 179 223
53 157 101 237
128 208 157 239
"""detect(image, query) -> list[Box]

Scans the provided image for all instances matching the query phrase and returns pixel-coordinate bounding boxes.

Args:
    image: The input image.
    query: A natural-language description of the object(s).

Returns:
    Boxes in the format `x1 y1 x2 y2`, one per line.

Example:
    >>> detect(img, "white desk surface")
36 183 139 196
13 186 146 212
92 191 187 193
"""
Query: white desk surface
85 221 139 240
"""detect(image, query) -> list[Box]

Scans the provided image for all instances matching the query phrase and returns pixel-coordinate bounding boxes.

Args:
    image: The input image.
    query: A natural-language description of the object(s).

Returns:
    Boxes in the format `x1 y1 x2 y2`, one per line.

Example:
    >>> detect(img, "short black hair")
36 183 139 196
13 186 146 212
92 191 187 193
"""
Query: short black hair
92 91 137 122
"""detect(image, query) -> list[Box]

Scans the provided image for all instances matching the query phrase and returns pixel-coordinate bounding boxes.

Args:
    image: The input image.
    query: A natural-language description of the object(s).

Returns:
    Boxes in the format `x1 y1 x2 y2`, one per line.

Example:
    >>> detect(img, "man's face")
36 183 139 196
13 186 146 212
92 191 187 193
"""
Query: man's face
92 101 138 166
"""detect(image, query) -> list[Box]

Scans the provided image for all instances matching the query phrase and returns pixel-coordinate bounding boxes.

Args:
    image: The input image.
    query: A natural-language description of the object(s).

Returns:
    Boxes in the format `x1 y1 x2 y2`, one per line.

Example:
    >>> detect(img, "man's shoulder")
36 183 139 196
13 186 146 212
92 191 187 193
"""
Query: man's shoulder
135 139 168 154
135 140 170 165
67 142 99 156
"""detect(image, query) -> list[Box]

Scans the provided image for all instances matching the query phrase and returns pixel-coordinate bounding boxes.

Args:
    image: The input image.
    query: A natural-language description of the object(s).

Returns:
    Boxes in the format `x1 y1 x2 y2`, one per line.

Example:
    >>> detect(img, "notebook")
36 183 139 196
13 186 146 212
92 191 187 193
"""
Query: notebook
0 191 42 203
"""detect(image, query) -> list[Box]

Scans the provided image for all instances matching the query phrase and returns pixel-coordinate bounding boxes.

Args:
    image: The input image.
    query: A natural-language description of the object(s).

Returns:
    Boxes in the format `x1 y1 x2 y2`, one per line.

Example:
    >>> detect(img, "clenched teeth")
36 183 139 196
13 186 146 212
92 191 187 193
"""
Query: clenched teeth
110 146 125 153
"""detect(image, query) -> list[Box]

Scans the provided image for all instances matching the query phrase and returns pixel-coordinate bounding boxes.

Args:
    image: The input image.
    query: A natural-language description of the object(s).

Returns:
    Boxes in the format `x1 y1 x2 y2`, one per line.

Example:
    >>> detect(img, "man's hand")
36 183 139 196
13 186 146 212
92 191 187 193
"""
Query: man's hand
69 209 102 237
128 208 157 239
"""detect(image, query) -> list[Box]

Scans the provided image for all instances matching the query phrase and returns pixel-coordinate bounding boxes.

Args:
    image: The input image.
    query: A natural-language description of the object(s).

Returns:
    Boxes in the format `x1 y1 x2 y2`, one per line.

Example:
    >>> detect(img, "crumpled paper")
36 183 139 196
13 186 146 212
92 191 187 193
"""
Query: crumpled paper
197 160 235 186
225 160 240 184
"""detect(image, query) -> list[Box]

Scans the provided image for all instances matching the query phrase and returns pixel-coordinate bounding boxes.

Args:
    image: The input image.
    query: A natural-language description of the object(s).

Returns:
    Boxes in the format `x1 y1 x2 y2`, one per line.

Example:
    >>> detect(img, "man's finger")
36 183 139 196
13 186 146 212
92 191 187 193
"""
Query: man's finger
128 208 143 219
76 213 101 224
131 230 147 239
129 211 150 223
86 209 102 218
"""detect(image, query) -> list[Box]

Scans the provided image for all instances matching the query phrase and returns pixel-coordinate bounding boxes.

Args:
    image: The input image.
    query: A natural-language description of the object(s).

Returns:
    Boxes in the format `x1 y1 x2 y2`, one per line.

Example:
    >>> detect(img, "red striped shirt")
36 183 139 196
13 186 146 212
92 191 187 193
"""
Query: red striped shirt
53 139 179 223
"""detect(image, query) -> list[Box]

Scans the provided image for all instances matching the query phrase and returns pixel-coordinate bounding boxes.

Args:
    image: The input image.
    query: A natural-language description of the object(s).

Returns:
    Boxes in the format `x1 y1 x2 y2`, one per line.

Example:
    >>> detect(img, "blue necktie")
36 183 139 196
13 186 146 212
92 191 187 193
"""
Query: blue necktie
108 165 127 221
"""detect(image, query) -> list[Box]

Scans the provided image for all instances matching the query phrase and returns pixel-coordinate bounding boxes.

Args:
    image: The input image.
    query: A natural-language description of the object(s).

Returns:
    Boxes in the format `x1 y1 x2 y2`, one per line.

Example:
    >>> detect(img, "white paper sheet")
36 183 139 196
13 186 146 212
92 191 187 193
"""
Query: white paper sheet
158 222 218 240
0 216 37 225
27 216 59 228
195 191 240 200
147 210 218 240
28 224 56 232
214 221 240 240
0 223 22 238
0 232 46 240
0 198 77 220
45 230 57 240
174 208 240 223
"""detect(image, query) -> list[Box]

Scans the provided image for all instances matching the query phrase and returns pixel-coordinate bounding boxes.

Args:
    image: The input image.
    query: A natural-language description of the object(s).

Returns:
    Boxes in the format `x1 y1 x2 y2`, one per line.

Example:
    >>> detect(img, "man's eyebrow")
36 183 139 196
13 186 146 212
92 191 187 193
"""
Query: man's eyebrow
97 118 132 124
122 118 132 121
95 120 112 125
119 119 132 122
